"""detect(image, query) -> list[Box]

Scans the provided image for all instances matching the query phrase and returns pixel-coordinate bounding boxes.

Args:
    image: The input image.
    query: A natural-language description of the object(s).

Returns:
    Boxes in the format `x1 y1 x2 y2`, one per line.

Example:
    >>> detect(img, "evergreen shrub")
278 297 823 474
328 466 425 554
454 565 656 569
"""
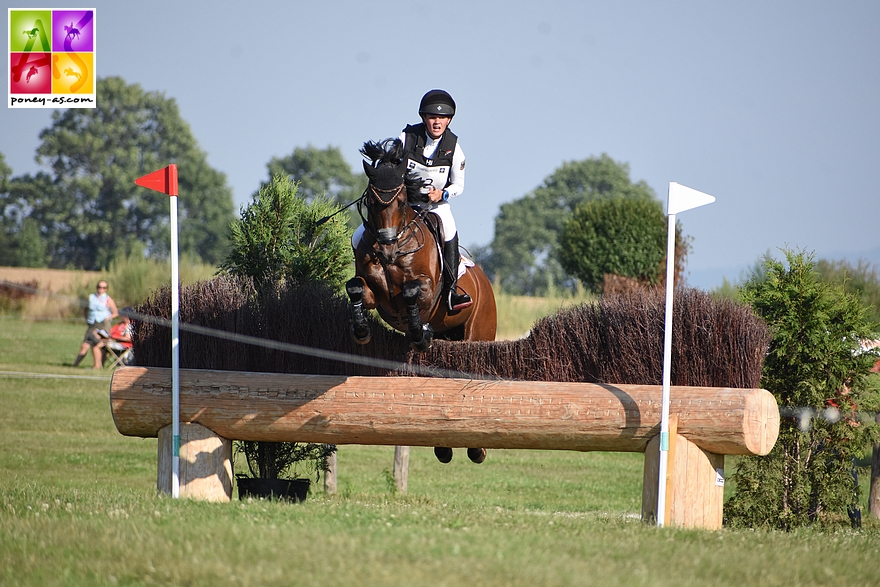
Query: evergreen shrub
726 249 880 529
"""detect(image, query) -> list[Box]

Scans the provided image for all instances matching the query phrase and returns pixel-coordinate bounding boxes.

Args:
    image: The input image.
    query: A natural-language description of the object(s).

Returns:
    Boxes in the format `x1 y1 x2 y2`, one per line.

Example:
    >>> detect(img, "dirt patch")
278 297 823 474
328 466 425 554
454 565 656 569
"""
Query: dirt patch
0 267 101 293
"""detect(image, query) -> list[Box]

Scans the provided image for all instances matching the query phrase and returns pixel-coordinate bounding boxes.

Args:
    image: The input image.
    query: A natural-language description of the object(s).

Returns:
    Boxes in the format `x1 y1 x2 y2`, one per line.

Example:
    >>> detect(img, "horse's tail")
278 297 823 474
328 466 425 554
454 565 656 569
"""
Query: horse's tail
461 264 497 341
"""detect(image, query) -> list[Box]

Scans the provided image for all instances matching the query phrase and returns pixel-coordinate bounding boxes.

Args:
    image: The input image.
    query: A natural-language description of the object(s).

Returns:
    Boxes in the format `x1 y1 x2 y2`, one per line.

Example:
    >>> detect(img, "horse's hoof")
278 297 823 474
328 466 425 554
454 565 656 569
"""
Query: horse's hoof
350 326 371 345
467 448 487 464
434 447 453 463
411 338 432 352
411 324 433 352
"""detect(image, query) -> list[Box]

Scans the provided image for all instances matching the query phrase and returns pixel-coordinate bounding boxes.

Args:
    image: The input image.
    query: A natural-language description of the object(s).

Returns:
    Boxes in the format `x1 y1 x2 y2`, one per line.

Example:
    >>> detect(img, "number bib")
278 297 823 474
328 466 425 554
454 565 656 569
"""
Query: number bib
406 159 449 193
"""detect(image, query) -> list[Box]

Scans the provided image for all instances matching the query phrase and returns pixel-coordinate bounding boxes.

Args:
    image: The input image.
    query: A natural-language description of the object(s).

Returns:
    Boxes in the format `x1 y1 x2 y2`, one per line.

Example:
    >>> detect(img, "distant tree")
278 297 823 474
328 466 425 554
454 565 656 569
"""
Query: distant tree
557 197 686 293
726 249 880 529
265 145 366 230
220 175 352 292
0 153 14 266
266 145 365 205
0 152 9 193
816 258 880 329
481 154 659 295
0 154 45 267
10 218 48 268
0 76 235 270
713 255 880 328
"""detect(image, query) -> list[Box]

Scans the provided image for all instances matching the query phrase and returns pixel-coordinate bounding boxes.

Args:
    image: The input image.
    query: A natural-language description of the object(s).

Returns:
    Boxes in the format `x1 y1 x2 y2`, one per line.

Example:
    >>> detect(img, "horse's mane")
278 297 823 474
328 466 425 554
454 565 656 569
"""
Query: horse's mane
360 139 405 167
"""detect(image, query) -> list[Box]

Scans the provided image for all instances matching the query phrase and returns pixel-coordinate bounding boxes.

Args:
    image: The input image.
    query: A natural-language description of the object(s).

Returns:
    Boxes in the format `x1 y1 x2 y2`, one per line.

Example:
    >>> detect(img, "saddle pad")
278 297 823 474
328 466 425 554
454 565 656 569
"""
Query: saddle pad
458 255 475 278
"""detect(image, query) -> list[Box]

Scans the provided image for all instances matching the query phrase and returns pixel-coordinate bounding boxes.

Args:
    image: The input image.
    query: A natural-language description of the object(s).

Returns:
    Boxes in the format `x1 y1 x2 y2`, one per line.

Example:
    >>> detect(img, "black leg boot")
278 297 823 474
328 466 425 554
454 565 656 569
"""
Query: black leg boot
443 234 472 311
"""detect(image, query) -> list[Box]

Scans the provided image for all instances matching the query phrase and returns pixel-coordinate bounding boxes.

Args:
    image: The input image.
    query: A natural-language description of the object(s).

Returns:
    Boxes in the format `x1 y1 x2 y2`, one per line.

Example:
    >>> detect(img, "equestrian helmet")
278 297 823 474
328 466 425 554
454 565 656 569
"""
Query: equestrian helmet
419 89 456 117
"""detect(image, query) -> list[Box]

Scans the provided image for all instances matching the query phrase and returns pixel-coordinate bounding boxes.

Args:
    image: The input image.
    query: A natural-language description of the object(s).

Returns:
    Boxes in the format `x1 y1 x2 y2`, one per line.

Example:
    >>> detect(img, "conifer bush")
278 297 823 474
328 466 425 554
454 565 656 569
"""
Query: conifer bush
725 249 880 529
220 175 352 292
216 175 351 482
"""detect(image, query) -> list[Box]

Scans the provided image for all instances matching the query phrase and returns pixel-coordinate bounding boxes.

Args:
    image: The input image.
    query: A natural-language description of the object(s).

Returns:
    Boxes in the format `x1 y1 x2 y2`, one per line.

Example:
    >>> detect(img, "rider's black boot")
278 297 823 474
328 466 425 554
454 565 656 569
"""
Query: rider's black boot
443 234 472 311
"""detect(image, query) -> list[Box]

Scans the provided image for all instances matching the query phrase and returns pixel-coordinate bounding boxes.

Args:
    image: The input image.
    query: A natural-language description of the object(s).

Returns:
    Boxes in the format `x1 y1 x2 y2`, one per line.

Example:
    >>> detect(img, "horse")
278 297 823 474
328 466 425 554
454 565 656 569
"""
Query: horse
345 139 497 464
64 23 81 41
346 138 496 350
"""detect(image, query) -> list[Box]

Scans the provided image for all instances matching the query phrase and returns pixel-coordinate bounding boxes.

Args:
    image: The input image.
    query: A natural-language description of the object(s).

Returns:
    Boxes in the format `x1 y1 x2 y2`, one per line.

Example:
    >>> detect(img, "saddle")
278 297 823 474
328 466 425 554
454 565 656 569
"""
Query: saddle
419 208 474 279
423 211 445 262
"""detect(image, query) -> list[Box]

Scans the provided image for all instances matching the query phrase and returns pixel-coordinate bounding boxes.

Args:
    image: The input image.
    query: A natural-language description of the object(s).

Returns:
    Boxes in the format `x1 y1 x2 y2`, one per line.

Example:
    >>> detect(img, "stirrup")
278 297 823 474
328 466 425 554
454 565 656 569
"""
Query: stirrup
448 289 472 311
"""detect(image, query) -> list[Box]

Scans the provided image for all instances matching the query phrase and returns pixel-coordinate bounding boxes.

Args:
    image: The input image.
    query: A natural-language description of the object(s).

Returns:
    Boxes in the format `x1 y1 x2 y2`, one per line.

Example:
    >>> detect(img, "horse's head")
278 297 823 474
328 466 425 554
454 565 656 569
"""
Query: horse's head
360 139 419 262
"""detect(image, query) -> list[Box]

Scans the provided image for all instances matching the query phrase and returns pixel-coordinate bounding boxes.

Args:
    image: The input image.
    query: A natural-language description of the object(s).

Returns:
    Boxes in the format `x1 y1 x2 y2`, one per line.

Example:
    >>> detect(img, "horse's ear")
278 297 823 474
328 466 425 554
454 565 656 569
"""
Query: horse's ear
395 160 408 178
363 160 376 178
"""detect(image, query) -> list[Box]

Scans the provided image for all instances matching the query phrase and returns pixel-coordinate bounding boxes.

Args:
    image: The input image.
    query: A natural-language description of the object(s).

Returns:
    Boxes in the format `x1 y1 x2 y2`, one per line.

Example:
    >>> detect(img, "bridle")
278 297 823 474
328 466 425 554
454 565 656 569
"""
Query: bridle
369 182 403 206
360 181 427 253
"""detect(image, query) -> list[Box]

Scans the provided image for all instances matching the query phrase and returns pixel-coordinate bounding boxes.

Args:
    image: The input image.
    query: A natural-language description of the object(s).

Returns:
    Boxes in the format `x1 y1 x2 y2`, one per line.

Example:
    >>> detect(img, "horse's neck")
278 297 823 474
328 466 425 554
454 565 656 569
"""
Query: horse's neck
404 203 421 223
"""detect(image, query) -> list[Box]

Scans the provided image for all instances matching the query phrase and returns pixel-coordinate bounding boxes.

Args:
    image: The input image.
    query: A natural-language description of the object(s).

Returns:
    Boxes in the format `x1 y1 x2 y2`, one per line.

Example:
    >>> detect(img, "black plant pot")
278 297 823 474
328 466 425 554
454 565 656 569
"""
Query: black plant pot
236 477 310 502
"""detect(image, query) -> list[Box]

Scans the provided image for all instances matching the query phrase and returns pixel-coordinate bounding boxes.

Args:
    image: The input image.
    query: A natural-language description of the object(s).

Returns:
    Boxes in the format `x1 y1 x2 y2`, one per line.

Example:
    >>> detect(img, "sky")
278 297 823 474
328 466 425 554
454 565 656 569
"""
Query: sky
3 1 879 289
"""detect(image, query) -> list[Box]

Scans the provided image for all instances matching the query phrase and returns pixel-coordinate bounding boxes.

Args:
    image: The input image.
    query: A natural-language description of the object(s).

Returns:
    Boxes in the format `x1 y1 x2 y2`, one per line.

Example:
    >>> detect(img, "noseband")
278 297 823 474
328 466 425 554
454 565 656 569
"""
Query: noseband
366 183 406 245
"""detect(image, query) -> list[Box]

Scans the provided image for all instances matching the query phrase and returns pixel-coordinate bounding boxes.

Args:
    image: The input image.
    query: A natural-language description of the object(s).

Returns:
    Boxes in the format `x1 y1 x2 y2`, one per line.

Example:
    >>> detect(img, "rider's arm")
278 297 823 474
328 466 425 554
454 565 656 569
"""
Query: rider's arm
443 143 465 200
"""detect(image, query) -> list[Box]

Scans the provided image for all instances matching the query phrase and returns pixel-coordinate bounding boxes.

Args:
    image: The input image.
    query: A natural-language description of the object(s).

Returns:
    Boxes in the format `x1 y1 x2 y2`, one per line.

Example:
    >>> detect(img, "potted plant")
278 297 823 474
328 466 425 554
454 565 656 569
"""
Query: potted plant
235 441 336 502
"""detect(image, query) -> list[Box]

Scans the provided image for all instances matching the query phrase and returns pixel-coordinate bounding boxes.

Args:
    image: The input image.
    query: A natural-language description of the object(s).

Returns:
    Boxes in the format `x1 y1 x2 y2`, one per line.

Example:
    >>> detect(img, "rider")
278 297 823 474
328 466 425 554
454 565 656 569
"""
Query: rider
351 89 472 311
400 89 471 311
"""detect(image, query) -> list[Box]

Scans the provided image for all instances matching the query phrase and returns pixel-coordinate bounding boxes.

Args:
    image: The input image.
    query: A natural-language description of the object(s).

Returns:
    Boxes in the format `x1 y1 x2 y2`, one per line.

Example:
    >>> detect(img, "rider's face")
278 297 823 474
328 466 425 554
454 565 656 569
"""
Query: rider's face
421 115 451 140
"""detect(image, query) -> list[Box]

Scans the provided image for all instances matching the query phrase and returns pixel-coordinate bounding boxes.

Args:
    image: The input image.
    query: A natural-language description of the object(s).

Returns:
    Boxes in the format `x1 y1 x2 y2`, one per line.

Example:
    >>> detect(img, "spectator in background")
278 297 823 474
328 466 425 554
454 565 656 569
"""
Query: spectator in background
73 280 118 369
102 308 134 366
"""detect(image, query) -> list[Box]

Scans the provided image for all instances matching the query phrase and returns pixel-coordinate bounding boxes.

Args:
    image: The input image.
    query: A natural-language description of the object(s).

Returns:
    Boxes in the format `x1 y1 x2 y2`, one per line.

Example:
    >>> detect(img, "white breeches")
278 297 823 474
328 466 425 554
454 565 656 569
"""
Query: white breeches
431 202 457 241
351 202 457 247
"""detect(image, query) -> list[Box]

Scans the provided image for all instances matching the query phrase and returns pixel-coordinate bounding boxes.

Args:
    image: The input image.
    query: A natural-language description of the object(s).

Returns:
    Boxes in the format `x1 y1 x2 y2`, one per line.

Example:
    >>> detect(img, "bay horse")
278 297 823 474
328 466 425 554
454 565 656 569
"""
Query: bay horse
346 139 497 464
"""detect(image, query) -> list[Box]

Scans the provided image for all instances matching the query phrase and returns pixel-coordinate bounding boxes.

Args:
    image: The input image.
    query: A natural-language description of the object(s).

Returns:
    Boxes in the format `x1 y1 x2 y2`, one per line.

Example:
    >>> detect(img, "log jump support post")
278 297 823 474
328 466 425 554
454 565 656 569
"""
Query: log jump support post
110 367 779 530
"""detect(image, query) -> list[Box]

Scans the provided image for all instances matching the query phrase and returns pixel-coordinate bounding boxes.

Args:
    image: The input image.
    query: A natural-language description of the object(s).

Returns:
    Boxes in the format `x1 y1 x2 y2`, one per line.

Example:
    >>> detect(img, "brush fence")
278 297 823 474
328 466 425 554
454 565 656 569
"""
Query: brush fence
110 367 779 530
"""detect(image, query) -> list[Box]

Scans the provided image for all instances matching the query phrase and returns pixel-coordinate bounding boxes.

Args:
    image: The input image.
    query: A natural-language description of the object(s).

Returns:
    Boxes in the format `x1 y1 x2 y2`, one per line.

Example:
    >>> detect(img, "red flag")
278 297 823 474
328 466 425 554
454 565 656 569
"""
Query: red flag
135 164 178 196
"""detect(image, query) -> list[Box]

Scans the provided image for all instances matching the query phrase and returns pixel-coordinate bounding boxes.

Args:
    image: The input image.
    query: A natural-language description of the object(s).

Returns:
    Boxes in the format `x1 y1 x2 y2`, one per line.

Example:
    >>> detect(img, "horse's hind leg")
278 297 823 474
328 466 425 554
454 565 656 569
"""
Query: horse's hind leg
402 280 433 352
467 448 487 463
431 447 487 464
346 277 372 345
434 447 453 463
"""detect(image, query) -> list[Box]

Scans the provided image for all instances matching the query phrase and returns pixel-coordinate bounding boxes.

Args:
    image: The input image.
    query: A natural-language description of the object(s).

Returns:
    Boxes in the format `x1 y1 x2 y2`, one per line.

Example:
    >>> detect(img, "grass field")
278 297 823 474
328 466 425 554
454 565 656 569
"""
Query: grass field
2 317 880 586
494 289 595 339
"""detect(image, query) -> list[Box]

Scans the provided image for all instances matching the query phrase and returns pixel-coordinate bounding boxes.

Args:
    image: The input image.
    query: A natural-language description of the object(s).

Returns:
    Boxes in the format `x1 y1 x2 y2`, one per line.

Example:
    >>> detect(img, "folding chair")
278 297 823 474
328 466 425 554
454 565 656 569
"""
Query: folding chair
104 343 133 369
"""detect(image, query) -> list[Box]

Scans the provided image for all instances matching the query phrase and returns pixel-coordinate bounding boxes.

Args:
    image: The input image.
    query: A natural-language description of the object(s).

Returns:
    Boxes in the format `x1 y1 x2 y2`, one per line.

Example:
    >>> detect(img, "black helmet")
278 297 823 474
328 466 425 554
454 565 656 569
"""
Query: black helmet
419 89 455 117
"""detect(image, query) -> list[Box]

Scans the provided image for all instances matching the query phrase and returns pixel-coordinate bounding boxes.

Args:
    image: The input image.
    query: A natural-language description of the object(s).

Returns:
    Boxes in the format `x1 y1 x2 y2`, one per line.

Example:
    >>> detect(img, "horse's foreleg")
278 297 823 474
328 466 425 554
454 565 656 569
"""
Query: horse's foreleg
402 280 433 352
346 277 372 345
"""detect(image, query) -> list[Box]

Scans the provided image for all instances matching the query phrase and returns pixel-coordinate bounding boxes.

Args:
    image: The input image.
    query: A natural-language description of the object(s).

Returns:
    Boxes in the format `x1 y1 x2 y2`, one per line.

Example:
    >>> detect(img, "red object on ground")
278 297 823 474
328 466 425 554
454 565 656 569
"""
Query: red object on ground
135 164 178 196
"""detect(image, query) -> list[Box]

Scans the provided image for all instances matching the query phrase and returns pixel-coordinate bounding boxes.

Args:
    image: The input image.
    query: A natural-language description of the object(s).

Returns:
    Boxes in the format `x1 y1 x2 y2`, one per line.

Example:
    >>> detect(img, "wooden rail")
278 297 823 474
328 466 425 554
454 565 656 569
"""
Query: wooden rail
111 367 777 454
110 366 780 529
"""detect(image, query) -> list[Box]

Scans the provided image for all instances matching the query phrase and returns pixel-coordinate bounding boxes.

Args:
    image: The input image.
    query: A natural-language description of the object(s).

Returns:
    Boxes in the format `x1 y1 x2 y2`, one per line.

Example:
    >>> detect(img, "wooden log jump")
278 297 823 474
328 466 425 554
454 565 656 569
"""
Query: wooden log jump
110 367 779 529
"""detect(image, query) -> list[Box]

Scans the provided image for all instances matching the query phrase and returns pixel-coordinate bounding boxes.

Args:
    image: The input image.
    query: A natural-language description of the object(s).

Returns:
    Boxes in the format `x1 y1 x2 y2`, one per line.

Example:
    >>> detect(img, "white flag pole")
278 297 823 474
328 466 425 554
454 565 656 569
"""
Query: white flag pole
657 182 715 527
657 209 677 527
170 192 180 499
